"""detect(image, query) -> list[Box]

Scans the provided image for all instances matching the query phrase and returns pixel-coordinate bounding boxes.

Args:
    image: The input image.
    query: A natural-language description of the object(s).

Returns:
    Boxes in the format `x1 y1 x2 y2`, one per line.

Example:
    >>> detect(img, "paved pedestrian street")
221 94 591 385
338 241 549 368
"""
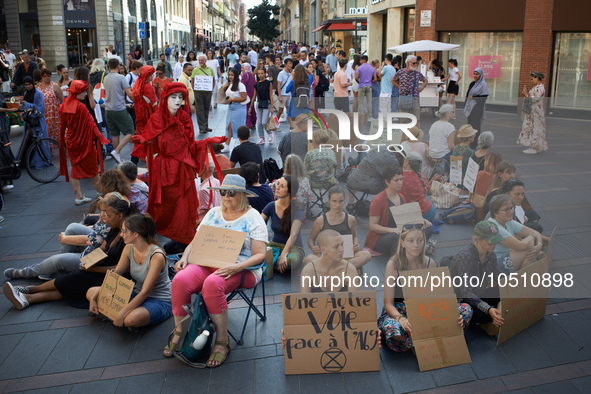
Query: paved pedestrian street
1 101 590 393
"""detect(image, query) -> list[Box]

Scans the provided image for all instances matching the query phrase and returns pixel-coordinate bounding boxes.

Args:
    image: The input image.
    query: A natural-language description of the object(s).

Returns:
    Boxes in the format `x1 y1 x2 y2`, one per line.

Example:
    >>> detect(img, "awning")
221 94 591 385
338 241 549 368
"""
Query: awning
312 24 326 32
327 22 362 31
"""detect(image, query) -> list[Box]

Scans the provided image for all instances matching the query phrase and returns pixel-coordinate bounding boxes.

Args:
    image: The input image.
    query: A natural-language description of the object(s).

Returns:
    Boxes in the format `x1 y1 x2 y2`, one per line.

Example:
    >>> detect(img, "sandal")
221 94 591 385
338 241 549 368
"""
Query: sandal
4 268 25 279
207 340 231 368
163 329 182 358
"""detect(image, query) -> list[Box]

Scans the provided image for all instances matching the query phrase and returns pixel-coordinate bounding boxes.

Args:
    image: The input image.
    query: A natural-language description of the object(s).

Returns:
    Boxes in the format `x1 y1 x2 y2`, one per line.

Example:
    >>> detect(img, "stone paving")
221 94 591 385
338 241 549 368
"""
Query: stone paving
0 92 590 393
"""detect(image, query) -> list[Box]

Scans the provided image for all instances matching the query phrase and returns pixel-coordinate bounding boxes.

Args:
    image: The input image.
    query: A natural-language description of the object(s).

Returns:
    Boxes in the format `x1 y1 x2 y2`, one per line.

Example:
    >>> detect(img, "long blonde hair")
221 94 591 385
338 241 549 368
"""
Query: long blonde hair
392 227 427 272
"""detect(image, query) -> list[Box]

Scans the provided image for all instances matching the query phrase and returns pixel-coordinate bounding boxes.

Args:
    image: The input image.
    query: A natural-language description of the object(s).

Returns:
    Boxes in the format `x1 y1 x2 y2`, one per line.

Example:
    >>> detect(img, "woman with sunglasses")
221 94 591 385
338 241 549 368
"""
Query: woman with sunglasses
87 214 171 329
378 224 472 351
166 175 268 367
365 166 433 255
488 194 546 274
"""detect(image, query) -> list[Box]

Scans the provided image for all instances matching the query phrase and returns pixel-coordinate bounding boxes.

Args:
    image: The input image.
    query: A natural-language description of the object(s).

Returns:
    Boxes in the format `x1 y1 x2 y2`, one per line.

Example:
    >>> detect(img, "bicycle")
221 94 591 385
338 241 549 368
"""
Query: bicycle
0 107 60 184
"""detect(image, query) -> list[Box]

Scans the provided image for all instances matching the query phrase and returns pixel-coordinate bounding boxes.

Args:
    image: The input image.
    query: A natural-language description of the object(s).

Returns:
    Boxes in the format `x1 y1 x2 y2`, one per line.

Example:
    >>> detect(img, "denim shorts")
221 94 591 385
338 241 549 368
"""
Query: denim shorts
131 290 173 325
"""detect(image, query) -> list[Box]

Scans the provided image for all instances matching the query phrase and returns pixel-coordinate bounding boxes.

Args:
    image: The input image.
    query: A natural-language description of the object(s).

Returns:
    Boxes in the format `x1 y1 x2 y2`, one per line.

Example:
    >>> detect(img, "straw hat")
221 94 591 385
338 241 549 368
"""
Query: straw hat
407 126 424 142
457 124 478 138
208 174 259 197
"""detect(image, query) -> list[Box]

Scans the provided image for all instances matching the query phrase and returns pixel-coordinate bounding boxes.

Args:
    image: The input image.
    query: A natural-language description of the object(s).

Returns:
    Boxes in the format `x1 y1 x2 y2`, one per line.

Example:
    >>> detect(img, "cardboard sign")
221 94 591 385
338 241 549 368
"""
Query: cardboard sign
97 270 134 321
462 157 479 194
547 227 557 266
188 225 247 268
514 206 526 224
193 75 214 91
282 291 380 375
342 234 354 259
80 248 107 269
390 202 424 229
449 156 463 184
469 55 502 79
398 267 472 371
497 258 549 345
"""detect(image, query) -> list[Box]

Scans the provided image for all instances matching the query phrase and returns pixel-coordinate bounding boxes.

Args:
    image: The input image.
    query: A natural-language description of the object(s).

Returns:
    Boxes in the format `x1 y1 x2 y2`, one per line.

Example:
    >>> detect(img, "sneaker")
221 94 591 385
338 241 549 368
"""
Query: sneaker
13 285 31 294
220 145 230 153
256 138 265 145
2 184 14 191
38 275 54 281
523 148 538 155
269 133 274 143
75 196 92 205
0 216 3 223
110 150 122 164
279 116 287 123
3 282 29 310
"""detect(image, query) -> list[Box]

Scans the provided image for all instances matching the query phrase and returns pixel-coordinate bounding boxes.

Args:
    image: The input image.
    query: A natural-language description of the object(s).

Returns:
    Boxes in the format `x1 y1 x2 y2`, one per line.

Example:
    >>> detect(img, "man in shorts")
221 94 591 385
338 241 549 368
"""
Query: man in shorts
276 58 293 126
392 55 428 126
104 58 134 164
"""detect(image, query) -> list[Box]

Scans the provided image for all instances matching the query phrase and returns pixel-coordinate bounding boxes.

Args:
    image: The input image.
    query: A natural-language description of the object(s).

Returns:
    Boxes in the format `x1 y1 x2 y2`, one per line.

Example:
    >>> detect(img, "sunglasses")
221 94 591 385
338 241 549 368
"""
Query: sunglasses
500 206 516 213
219 190 237 197
402 223 424 231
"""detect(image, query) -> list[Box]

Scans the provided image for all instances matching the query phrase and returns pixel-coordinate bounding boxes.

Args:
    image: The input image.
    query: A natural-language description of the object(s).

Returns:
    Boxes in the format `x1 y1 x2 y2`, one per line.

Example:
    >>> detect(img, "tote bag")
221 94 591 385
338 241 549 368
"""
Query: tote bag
430 180 460 209
93 72 106 105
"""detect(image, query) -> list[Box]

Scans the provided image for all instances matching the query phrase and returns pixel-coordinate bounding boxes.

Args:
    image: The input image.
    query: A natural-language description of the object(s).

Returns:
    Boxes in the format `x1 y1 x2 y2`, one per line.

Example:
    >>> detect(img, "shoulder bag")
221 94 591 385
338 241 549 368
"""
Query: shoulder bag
398 71 417 111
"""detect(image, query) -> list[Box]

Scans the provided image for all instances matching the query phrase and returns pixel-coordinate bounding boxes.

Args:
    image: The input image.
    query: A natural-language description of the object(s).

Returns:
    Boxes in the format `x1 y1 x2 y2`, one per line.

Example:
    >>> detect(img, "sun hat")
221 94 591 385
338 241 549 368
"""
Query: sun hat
208 174 259 197
457 124 478 138
474 221 504 244
408 126 424 142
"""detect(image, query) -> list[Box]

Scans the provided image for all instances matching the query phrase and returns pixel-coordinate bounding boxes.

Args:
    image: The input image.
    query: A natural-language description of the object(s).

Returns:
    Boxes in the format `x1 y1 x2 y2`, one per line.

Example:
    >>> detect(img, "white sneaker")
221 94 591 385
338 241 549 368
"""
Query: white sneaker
3 282 29 310
110 150 122 164
256 138 265 145
523 148 538 155
220 145 230 153
2 184 14 191
75 196 92 205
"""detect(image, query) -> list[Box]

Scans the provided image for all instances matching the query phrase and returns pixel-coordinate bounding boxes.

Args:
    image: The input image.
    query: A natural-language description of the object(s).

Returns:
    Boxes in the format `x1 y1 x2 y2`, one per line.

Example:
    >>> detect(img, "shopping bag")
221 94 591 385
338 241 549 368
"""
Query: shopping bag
430 180 461 209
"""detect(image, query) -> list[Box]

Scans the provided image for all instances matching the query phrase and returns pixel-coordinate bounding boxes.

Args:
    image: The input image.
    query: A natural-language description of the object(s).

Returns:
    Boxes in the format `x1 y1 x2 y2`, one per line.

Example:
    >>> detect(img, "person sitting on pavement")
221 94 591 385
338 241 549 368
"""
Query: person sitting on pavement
449 220 504 336
379 224 472 351
300 229 359 292
87 214 172 329
500 179 543 233
400 151 436 222
270 153 313 205
304 128 337 191
211 143 232 172
3 200 135 310
451 124 478 190
471 151 502 221
278 113 311 163
401 126 432 179
470 131 494 172
482 160 516 217
240 162 273 213
118 161 149 215
428 104 457 172
196 156 221 225
488 194 547 274
84 168 132 225
3 194 120 280
364 166 433 256
304 185 372 275
229 126 266 184
262 176 305 273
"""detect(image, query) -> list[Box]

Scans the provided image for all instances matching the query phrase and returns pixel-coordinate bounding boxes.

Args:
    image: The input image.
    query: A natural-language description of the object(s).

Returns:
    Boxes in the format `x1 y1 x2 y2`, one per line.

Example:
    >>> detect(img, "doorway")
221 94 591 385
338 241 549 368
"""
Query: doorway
66 28 97 67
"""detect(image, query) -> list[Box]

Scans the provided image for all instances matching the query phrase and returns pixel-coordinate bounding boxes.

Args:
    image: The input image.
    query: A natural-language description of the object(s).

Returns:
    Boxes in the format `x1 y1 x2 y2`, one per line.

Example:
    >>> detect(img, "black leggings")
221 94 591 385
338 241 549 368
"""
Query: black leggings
468 287 500 325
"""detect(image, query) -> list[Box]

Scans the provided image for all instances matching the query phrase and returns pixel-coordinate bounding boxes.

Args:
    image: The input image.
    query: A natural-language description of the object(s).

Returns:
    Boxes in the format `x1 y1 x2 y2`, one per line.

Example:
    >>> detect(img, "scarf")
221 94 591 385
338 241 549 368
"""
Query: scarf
23 76 36 103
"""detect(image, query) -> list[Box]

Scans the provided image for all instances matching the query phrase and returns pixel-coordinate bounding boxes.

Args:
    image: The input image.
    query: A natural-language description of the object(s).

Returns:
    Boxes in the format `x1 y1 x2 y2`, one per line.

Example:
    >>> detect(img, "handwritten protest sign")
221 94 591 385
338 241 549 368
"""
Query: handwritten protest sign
188 225 247 268
449 156 463 185
462 157 479 194
282 291 379 375
193 75 213 91
97 270 134 321
390 202 424 229
399 267 471 371
514 206 526 224
497 257 549 346
80 248 107 269
342 234 354 259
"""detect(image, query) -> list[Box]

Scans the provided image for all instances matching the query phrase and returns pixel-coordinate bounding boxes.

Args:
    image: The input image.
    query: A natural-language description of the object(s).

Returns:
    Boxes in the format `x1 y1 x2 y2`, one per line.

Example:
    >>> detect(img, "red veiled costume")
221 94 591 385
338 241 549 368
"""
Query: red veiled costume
58 80 110 181
133 82 227 244
131 66 157 161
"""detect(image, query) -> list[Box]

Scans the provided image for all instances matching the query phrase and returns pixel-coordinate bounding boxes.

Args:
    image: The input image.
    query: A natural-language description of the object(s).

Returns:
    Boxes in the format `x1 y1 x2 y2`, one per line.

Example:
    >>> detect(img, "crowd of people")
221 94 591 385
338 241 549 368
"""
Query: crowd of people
0 39 553 369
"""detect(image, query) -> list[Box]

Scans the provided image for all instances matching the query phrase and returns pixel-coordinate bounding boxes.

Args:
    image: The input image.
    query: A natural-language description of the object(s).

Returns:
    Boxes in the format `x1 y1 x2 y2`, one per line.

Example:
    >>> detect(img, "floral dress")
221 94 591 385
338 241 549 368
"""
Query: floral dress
517 84 548 152
37 82 61 142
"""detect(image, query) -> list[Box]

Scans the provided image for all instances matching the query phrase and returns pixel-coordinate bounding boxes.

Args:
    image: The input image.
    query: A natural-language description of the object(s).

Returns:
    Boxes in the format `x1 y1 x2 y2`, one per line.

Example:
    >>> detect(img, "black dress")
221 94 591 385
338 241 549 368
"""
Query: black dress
54 229 125 308
466 81 488 149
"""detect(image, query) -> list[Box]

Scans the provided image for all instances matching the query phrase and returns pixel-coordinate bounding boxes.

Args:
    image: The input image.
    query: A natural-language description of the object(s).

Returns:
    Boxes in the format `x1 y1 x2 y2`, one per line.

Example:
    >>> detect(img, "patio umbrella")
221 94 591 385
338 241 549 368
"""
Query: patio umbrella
388 40 460 53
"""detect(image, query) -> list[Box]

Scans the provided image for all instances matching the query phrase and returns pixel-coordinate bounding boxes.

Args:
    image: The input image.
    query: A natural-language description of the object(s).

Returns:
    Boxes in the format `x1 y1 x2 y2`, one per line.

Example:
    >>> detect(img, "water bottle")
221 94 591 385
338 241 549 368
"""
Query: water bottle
191 330 210 350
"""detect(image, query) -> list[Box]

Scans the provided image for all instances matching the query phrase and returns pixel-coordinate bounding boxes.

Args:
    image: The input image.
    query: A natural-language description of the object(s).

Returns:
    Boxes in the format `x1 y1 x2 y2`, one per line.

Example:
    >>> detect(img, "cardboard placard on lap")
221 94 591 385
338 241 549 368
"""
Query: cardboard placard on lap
462 157 479 194
341 234 354 259
282 291 380 375
97 270 134 321
389 202 424 229
80 248 108 269
449 156 463 185
187 225 247 268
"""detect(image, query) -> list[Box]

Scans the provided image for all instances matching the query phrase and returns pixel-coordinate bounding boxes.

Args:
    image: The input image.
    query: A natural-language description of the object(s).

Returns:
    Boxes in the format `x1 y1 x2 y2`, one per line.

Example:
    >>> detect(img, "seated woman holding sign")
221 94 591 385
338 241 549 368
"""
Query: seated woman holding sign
304 185 371 275
365 166 433 256
378 225 472 351
2 200 134 310
450 125 477 190
166 174 268 367
488 194 547 274
87 214 172 328
501 179 543 234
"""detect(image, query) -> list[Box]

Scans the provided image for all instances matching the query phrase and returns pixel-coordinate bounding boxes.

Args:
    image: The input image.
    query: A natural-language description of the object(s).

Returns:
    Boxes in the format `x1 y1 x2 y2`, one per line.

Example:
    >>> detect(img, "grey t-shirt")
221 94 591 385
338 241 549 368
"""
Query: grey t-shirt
103 72 130 111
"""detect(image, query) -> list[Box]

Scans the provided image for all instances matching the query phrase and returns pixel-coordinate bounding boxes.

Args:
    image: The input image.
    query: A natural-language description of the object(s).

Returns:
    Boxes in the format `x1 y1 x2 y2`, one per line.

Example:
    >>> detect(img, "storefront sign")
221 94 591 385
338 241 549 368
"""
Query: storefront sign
371 0 385 4
64 11 97 28
420 11 431 27
469 55 502 79
348 7 367 14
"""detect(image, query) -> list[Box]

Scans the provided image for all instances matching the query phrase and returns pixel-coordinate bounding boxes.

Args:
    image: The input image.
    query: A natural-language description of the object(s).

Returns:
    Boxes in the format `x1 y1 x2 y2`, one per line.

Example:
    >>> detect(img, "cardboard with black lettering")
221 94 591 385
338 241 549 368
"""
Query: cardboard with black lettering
390 202 424 229
497 257 549 346
282 291 379 375
80 248 107 269
188 225 247 268
462 157 479 193
97 270 134 321
399 267 472 371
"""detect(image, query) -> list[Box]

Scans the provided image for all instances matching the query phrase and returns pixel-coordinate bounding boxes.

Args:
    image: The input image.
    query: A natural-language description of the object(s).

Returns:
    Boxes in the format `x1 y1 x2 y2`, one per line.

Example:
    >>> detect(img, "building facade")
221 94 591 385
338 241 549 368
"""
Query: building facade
367 0 415 62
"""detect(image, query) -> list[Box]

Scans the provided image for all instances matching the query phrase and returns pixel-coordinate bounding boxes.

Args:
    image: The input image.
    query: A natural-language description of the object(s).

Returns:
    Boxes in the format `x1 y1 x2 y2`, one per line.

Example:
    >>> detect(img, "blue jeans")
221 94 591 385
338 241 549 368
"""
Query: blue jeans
60 223 93 254
21 253 82 278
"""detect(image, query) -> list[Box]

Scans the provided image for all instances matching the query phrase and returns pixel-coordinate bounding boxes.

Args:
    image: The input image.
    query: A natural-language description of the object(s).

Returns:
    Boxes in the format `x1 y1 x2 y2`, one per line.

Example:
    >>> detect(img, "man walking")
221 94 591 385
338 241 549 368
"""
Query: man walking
377 54 397 119
248 45 258 69
355 55 377 119
191 54 215 134
159 53 173 79
178 63 195 113
325 47 337 79
104 58 134 164
276 58 293 125
333 58 352 112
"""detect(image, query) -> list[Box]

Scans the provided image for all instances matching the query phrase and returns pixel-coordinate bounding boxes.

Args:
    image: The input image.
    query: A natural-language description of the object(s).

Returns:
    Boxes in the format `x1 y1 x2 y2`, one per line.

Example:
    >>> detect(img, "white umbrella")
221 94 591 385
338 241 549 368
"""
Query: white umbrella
388 40 460 53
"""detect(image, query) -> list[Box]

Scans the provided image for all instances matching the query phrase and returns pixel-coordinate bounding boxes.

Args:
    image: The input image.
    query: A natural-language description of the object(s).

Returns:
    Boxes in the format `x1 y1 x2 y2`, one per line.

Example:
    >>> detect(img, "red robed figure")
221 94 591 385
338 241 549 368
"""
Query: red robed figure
131 65 158 162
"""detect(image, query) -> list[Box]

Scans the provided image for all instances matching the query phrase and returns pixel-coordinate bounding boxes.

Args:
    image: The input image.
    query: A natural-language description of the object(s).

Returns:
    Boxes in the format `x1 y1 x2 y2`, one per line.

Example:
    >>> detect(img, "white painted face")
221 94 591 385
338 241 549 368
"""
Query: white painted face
167 93 183 112
76 91 87 100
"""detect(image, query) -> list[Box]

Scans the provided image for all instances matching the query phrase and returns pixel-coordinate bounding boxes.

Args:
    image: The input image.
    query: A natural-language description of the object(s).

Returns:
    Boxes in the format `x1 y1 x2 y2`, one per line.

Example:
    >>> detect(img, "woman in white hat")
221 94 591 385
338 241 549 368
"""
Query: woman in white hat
165 174 268 367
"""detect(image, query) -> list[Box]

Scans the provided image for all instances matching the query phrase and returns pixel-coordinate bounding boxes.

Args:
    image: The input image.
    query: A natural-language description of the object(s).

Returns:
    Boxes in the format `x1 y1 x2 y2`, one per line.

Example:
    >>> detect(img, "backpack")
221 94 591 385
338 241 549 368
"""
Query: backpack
295 85 310 109
171 293 215 368
264 158 283 183
315 73 329 97
217 56 225 74
439 203 476 224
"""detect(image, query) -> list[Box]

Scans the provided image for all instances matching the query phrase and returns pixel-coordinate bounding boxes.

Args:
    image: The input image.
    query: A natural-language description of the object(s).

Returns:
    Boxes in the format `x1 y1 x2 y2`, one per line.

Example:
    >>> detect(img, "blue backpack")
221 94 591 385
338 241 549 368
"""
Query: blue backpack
439 203 476 224
171 293 214 368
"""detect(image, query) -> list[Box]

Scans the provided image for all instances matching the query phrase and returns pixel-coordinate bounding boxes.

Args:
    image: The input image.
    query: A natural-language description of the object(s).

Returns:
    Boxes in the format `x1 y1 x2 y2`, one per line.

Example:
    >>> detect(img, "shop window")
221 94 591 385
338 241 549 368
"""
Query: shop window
441 32 523 105
113 0 122 14
404 8 415 44
552 33 591 110
128 0 137 17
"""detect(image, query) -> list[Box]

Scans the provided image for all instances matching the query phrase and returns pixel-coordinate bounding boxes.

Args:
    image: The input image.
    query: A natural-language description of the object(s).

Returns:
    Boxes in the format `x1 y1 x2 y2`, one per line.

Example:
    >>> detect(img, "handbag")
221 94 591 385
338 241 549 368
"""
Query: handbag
93 72 106 105
430 180 460 209
217 86 228 104
522 98 533 114
399 71 417 111
265 115 275 132
258 99 270 109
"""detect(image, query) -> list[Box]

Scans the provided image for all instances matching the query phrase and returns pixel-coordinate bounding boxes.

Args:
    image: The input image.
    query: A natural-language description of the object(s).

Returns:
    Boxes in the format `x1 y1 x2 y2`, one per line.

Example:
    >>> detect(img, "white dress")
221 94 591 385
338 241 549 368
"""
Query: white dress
517 84 548 152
